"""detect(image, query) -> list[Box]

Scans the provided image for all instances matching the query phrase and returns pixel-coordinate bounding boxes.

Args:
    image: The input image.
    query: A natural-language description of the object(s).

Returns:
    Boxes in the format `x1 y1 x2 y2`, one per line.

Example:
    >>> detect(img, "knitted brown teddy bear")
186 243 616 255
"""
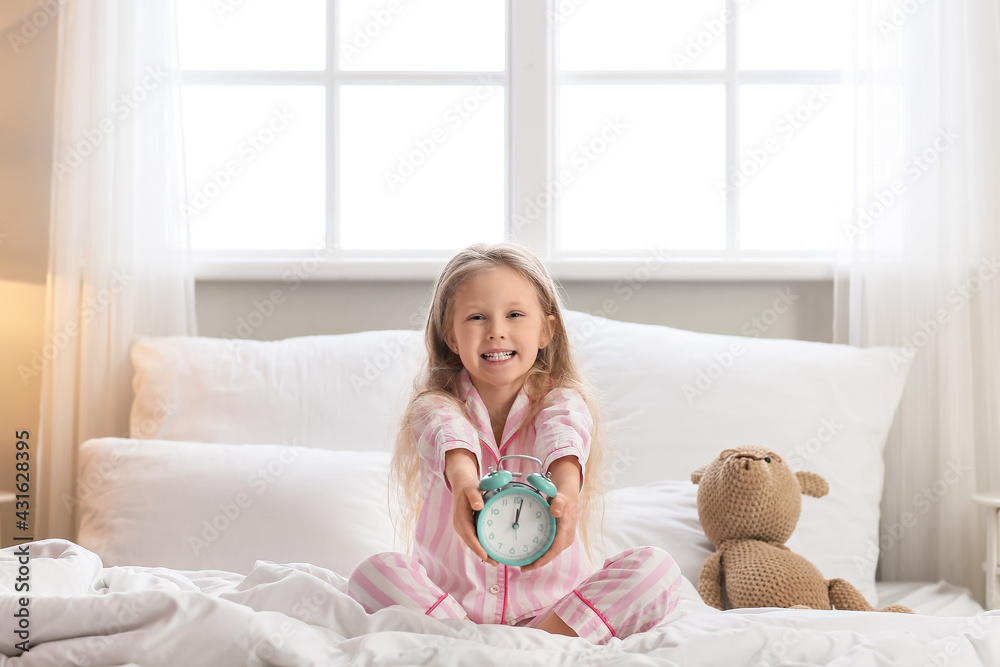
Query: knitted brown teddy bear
691 446 913 613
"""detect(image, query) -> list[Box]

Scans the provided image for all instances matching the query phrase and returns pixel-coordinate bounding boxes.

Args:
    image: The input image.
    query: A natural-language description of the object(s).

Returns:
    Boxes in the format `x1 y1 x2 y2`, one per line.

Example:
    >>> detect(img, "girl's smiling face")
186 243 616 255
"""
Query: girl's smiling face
445 265 556 402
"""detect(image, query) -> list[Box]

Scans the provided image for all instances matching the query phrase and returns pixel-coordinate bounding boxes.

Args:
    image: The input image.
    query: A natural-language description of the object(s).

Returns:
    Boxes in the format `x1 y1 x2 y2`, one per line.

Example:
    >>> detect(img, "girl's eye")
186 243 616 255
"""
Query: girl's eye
509 312 524 318
469 315 485 321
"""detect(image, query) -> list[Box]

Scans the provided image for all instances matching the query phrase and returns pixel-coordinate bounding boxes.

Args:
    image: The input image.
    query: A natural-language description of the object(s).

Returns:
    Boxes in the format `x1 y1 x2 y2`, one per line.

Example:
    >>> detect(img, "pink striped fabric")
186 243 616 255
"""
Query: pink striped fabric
346 368 683 643
547 547 683 643
408 368 595 627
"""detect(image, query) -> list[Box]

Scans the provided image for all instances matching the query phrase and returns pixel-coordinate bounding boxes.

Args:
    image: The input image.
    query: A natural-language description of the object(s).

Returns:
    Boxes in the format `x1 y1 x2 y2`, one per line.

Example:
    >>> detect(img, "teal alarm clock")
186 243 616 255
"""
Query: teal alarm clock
473 454 558 567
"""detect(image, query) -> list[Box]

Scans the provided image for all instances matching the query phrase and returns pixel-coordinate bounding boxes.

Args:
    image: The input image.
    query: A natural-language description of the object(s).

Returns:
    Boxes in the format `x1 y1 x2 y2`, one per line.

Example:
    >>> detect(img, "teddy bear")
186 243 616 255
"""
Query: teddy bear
691 446 913 613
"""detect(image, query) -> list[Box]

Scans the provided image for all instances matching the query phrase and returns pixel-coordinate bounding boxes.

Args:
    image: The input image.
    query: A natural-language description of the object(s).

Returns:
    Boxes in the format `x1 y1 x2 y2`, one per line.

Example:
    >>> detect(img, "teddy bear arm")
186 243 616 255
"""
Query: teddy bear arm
827 578 914 613
697 551 725 610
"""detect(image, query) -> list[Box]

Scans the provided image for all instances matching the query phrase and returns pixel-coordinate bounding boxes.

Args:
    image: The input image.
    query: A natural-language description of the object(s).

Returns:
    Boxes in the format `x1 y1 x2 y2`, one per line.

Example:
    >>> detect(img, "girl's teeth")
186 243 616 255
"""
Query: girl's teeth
483 351 514 361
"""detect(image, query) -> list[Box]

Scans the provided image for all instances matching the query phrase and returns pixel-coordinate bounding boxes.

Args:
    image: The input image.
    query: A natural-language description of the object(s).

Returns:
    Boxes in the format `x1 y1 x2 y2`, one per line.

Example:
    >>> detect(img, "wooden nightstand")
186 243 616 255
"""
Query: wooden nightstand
972 491 1000 610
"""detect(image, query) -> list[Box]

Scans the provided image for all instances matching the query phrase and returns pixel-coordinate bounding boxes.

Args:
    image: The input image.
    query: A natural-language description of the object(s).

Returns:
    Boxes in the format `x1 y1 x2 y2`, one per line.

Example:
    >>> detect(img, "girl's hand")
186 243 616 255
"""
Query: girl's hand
520 457 581 573
445 449 498 566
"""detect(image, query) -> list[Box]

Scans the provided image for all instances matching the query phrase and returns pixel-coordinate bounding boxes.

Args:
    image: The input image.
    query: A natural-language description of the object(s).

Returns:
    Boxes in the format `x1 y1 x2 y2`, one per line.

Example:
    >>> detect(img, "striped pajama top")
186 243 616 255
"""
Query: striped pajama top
409 368 595 626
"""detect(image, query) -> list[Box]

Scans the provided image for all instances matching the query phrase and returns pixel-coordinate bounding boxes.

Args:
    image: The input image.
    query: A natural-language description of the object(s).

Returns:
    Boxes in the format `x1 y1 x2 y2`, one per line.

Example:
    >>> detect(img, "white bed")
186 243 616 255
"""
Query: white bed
0 539 994 667
2 310 998 666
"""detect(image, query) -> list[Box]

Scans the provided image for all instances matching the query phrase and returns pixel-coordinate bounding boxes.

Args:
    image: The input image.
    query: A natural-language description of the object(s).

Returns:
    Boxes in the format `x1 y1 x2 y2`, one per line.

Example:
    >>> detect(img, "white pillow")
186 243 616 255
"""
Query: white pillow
126 312 910 603
129 331 425 450
563 311 911 605
75 438 398 576
600 480 802 600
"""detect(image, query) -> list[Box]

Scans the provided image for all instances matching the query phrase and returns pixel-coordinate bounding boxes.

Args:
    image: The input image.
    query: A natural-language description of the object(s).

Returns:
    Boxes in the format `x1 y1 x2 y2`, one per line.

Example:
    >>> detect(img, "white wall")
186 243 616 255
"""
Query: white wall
194 279 833 343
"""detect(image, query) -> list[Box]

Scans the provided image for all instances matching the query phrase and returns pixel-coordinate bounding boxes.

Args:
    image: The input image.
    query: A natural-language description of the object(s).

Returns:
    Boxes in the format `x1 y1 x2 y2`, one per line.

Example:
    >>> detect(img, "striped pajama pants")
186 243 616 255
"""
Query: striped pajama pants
347 546 682 645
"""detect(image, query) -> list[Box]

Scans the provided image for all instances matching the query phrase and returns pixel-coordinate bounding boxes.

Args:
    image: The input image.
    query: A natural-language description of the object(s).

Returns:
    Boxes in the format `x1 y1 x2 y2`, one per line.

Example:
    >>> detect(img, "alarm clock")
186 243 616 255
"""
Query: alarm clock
473 454 558 567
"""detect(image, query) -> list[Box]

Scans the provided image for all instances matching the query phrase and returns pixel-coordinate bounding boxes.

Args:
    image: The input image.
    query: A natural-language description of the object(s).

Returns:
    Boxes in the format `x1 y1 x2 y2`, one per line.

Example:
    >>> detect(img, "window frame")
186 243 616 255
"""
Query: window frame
190 0 839 282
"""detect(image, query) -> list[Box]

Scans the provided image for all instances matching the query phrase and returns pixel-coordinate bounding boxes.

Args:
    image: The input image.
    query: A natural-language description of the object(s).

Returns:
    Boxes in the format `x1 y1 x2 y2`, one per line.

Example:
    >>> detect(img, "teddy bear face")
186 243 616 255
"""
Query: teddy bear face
694 446 802 547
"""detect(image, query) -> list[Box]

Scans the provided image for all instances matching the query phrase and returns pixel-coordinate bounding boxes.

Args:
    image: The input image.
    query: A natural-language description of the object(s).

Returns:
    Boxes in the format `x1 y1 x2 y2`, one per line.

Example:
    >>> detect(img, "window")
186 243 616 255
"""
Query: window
180 0 859 279
555 0 854 257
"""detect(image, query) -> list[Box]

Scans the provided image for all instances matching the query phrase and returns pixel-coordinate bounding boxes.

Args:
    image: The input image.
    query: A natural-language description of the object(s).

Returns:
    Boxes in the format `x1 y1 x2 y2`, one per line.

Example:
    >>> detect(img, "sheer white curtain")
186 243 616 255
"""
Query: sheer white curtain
835 0 1000 605
38 0 196 540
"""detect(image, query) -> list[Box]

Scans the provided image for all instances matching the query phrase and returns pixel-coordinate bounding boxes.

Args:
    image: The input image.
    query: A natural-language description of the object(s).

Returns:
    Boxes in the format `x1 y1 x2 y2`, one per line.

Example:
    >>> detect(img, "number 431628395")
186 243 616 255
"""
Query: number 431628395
15 431 30 531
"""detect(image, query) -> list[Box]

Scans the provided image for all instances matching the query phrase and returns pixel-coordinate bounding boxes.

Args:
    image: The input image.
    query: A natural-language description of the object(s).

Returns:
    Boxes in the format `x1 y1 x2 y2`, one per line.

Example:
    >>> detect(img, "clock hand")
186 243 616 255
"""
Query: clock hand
513 501 521 530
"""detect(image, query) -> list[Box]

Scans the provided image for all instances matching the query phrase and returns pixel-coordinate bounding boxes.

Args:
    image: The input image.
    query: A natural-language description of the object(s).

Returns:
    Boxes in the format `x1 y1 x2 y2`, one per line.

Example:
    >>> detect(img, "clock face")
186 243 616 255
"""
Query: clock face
476 484 556 567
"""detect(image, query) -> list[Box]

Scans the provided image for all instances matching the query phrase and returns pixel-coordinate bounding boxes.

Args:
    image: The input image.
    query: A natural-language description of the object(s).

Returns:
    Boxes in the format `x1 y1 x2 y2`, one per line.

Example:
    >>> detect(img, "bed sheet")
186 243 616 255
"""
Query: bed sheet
1 539 998 667
876 580 985 617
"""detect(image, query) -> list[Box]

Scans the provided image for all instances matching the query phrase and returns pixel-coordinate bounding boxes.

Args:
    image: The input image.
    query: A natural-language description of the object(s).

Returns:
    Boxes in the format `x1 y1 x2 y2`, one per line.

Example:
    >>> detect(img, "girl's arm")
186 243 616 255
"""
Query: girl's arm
445 449 497 565
411 393 482 480
519 455 581 573
532 388 593 487
521 390 593 572
411 394 496 564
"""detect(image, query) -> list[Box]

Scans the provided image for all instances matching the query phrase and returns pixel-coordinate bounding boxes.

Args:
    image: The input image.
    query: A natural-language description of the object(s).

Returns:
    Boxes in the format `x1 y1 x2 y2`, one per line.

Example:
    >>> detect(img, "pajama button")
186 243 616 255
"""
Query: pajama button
488 584 501 594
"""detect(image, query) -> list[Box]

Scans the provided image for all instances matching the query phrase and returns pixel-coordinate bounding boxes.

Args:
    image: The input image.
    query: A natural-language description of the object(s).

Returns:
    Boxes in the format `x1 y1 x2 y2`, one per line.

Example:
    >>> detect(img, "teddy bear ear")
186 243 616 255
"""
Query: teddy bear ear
795 471 830 498
691 465 707 484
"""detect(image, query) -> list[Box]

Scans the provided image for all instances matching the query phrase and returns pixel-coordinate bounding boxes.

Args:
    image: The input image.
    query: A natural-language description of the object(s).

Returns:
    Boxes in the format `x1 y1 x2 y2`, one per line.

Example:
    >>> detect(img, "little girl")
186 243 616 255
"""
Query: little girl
347 242 681 644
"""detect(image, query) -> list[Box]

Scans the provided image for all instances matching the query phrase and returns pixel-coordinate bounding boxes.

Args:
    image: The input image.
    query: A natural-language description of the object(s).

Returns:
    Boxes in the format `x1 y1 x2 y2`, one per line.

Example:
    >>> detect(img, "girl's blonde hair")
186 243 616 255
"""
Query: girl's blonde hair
389 242 606 561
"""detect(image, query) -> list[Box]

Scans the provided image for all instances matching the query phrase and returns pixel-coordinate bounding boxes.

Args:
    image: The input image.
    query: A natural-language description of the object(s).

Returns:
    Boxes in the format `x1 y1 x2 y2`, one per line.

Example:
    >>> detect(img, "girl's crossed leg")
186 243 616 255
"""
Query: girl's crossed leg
347 546 682 645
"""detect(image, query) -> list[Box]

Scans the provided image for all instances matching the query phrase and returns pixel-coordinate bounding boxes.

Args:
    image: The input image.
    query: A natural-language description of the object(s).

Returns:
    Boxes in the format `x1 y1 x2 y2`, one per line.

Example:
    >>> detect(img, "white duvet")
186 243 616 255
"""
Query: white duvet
2 541 999 666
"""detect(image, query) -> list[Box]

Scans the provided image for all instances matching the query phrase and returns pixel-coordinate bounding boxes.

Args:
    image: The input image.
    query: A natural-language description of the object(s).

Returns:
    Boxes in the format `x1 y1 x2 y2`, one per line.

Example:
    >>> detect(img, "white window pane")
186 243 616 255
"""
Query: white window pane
559 0 727 71
339 0 505 71
738 85 852 251
740 0 853 70
182 86 326 250
558 85 726 252
177 0 326 71
339 85 505 250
